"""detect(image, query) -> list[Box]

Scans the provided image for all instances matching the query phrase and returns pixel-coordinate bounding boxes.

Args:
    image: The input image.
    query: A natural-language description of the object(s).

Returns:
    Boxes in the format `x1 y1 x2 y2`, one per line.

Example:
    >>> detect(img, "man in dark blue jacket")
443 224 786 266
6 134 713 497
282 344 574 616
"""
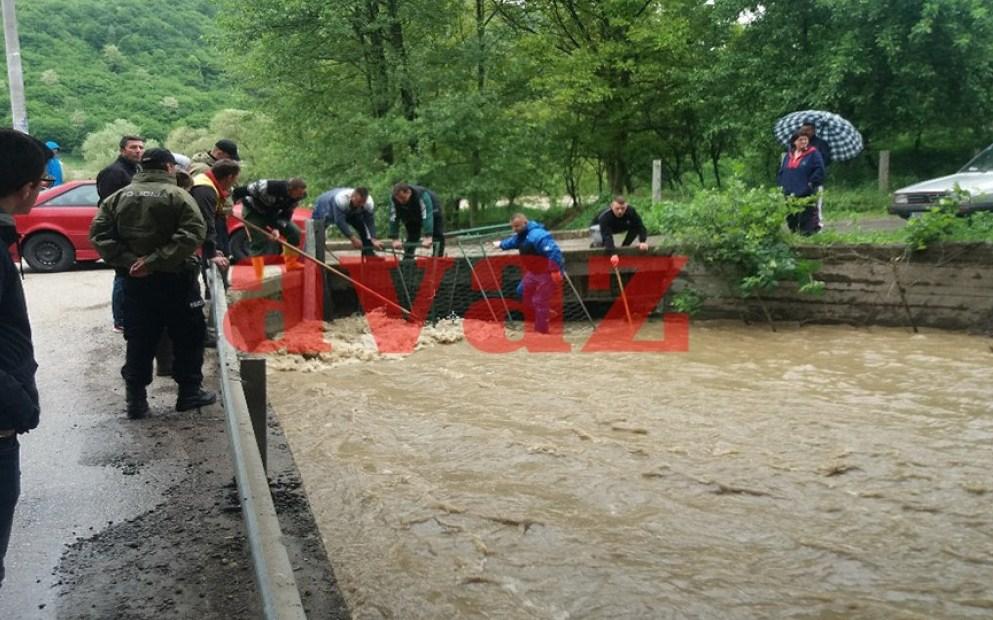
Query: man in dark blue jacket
589 196 649 267
494 214 565 334
777 133 826 235
0 129 52 588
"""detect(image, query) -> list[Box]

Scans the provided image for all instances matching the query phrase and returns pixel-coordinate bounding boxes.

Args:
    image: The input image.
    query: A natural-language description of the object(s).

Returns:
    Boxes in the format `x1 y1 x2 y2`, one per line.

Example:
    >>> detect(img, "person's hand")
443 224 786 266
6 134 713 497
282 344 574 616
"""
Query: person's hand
129 257 150 278
371 239 384 251
270 229 280 242
211 255 230 270
610 254 620 268
421 237 432 249
492 240 501 250
392 239 403 251
638 242 649 252
350 236 363 249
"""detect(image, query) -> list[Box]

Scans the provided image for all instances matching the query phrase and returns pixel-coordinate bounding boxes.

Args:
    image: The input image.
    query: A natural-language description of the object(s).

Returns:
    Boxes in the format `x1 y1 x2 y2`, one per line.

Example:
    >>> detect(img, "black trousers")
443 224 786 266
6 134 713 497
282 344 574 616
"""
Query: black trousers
786 205 820 235
399 213 445 257
121 271 206 388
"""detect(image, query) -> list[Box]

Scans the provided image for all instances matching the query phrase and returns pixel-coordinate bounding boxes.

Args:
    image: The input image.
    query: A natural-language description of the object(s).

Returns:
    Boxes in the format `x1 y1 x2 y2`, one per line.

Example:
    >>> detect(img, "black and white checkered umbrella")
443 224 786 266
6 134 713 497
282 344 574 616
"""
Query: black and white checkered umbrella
773 110 864 161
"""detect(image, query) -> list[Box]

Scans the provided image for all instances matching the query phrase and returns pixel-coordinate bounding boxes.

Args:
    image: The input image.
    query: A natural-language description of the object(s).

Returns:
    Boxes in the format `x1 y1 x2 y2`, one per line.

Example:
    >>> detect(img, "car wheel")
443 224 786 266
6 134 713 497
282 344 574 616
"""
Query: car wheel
22 232 75 272
229 228 250 262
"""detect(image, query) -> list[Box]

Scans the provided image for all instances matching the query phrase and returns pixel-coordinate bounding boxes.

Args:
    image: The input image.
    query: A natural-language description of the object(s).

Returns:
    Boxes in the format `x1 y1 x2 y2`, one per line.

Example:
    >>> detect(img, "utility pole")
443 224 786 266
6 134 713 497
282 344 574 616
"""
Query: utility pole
2 0 28 133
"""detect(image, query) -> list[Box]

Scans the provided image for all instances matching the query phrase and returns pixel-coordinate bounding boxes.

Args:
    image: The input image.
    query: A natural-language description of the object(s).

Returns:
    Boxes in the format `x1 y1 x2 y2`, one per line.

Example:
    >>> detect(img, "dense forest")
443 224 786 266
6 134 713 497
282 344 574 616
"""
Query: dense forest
217 0 993 217
3 0 993 220
0 0 236 152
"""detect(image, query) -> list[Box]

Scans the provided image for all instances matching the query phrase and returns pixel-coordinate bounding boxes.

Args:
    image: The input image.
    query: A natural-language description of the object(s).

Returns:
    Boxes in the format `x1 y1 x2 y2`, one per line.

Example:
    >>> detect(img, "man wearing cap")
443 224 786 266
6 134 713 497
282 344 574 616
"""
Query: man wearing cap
89 148 216 419
232 178 308 279
44 141 64 187
189 139 240 177
97 135 146 333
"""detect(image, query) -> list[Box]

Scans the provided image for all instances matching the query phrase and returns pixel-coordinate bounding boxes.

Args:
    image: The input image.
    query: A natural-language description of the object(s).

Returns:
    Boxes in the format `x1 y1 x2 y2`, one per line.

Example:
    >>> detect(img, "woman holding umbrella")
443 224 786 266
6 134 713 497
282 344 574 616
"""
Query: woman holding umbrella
777 133 825 235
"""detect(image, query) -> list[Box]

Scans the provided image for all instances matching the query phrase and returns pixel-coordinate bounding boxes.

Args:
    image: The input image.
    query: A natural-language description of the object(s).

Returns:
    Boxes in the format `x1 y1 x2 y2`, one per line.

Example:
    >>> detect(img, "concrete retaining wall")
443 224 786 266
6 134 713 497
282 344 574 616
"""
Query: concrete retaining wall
230 242 993 335
674 243 993 331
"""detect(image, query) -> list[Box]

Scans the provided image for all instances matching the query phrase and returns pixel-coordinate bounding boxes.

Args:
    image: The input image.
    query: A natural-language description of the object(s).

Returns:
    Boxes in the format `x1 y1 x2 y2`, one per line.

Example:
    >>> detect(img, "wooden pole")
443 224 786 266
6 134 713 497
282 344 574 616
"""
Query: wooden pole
878 150 890 192
613 267 633 326
652 159 662 204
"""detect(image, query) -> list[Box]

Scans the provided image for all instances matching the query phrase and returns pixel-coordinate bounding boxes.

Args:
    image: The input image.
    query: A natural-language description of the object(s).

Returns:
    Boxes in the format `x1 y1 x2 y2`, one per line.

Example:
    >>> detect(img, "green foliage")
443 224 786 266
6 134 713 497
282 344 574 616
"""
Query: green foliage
714 0 993 186
643 180 823 297
671 287 705 315
80 120 159 173
903 187 975 250
821 187 890 215
0 0 237 152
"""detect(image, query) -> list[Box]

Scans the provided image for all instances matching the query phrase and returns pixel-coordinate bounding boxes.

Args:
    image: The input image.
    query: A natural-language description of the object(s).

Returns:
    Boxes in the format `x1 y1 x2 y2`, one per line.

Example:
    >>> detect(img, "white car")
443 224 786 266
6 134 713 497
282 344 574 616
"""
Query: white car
890 144 993 218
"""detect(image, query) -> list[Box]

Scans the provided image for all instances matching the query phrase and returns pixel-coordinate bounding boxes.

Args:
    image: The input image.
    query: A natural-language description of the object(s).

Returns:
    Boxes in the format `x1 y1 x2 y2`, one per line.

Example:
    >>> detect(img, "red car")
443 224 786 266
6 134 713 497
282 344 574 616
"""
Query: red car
10 180 311 272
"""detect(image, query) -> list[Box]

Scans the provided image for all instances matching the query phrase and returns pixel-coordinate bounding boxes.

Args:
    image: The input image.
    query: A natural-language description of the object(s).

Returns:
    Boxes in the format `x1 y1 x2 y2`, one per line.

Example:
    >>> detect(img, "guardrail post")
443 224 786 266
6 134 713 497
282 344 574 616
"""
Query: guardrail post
240 357 268 472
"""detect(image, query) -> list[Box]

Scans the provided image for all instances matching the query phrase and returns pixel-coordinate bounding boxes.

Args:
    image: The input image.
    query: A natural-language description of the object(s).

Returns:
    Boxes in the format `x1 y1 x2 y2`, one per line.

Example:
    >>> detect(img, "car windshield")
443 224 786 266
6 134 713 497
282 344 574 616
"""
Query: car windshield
960 146 993 173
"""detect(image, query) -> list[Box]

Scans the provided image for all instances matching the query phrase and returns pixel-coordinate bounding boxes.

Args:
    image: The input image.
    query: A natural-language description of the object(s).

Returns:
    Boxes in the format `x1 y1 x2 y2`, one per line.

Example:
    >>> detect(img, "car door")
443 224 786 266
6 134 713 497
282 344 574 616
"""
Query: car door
36 183 101 258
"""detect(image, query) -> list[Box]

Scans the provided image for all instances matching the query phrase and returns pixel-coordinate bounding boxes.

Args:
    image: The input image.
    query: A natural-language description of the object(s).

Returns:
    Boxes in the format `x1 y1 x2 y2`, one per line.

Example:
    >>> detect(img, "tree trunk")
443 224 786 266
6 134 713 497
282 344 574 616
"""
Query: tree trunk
385 0 417 125
469 0 487 219
360 0 394 164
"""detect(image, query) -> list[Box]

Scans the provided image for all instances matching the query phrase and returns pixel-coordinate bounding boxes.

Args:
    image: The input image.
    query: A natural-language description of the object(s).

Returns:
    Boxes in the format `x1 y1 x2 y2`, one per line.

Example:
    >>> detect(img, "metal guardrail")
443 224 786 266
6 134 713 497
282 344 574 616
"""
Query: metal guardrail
210 265 307 620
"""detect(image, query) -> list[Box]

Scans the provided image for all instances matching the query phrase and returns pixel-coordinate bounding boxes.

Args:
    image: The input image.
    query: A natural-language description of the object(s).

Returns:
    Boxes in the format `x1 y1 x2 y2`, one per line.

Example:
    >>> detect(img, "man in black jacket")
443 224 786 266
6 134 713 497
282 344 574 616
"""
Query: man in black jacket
96 135 145 203
97 135 145 332
232 178 307 280
0 129 52 588
590 196 650 267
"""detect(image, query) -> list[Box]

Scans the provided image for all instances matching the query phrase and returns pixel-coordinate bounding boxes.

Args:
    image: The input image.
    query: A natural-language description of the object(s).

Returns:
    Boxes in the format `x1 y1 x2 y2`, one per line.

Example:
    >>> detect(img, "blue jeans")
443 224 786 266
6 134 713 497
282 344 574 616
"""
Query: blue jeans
112 273 126 327
0 436 20 588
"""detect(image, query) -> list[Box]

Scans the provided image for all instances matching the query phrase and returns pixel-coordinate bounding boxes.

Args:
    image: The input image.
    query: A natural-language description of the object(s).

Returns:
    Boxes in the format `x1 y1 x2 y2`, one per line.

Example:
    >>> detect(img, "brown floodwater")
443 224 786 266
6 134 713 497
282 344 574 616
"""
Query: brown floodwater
265 319 993 619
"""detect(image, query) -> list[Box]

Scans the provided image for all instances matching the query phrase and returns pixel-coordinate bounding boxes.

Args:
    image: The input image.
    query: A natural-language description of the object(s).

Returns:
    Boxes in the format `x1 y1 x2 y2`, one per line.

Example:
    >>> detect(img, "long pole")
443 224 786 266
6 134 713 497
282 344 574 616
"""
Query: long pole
562 271 596 329
614 266 633 326
476 239 513 323
388 246 414 312
2 0 28 133
234 216 420 322
456 238 499 323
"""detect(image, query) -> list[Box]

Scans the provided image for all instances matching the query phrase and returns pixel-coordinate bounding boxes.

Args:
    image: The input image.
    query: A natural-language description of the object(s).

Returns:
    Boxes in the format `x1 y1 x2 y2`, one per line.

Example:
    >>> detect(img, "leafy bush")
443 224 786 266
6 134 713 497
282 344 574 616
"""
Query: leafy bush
643 180 823 298
80 119 159 173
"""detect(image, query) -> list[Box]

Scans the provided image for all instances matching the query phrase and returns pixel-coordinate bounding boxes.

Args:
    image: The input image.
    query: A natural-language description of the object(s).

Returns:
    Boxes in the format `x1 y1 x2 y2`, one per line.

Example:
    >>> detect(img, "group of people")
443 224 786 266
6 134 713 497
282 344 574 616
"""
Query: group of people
85 136 467 419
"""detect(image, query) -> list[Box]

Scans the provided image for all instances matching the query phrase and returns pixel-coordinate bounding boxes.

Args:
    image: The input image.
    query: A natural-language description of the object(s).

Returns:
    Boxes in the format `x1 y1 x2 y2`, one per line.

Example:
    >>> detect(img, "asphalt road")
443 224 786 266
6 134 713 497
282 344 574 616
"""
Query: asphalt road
0 264 346 619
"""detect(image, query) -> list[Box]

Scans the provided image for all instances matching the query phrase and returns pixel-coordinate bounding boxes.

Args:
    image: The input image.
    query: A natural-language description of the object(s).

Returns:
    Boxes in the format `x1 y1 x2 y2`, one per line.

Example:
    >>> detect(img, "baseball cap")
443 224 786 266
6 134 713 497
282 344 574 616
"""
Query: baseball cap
45 140 60 151
140 148 177 167
215 139 240 161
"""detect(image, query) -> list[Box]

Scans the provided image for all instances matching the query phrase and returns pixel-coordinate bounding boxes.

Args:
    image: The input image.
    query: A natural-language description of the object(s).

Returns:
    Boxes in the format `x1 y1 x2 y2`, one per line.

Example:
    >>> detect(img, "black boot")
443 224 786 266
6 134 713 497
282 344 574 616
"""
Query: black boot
126 384 149 419
175 384 217 412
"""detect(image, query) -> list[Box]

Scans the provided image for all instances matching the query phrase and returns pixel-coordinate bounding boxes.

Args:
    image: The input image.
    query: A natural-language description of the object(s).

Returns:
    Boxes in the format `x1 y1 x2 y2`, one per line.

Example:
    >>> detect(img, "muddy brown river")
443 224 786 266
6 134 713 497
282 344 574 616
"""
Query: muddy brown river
265 319 993 619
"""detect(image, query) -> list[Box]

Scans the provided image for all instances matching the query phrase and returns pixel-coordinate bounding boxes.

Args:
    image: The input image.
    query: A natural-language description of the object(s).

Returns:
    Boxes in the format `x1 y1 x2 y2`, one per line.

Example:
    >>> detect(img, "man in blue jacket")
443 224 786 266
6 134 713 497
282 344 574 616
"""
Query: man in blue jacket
0 129 52 588
493 214 564 334
44 141 63 187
